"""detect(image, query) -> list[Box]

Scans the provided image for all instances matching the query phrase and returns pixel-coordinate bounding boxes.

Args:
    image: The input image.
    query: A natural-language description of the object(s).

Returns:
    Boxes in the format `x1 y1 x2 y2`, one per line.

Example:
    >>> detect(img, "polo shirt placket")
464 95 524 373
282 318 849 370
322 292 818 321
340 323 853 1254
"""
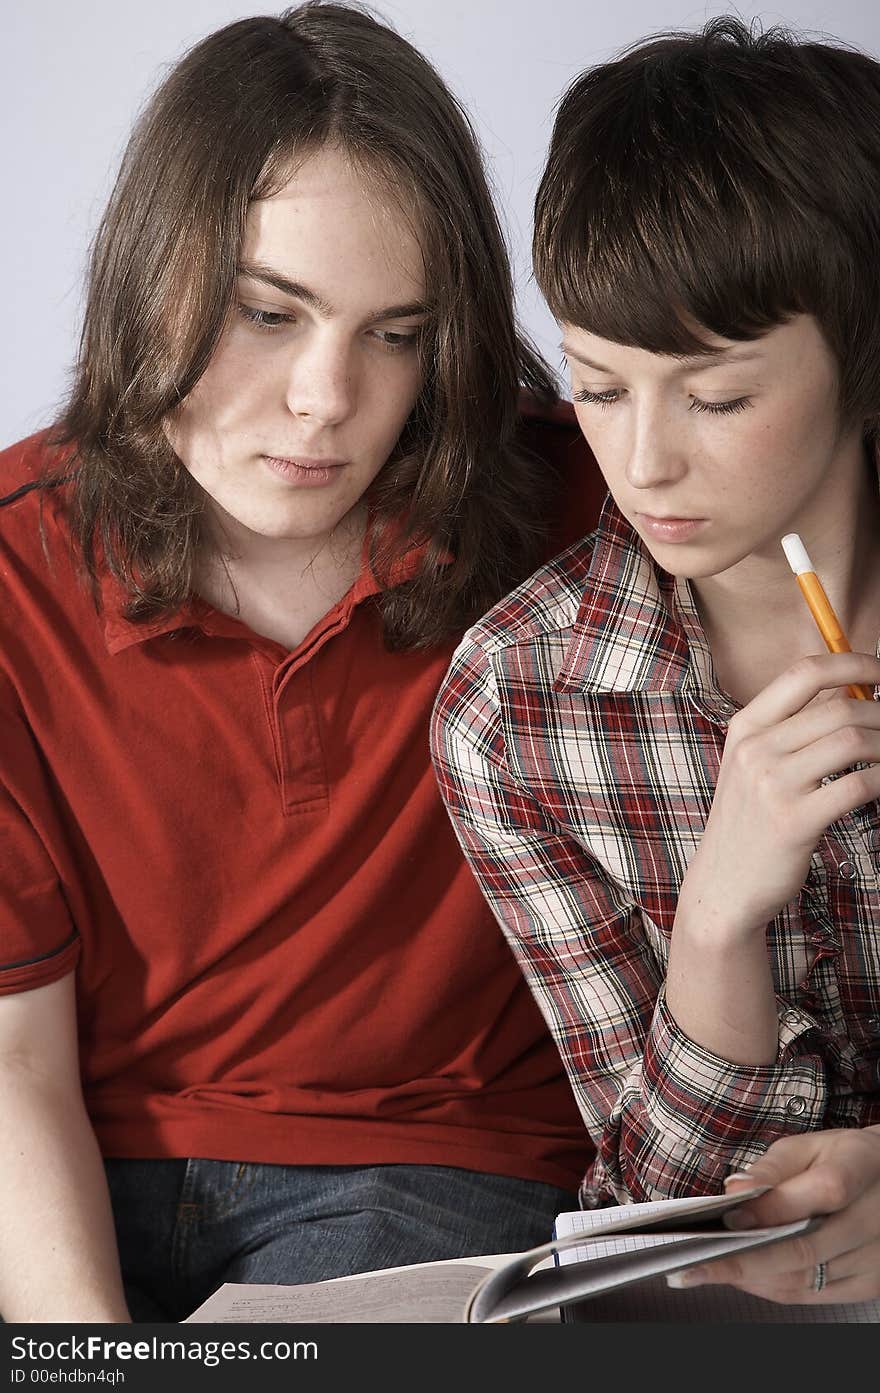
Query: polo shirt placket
264 650 329 816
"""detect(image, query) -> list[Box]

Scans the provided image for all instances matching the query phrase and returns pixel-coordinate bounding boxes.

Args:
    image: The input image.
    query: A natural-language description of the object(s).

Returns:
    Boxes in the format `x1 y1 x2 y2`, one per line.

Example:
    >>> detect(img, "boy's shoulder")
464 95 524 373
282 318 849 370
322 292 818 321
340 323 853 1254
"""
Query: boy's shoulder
0 426 58 479
0 429 70 520
515 393 607 555
0 430 77 559
464 394 605 659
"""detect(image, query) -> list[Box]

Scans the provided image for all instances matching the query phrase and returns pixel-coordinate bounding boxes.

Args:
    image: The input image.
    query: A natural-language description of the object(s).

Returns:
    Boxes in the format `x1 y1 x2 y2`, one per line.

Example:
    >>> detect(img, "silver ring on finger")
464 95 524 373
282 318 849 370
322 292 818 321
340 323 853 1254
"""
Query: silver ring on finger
811 1261 828 1293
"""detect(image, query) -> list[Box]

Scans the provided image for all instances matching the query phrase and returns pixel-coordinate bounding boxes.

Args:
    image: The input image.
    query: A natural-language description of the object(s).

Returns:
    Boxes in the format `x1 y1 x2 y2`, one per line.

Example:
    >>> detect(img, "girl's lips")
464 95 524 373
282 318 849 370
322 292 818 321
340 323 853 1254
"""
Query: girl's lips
263 455 347 486
635 514 708 543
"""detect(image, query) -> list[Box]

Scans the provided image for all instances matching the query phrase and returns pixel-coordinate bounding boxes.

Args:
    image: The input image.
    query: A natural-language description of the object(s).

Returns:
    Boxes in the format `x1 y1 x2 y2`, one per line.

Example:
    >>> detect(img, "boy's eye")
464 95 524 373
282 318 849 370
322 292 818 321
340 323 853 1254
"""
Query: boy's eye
372 328 421 351
237 303 295 330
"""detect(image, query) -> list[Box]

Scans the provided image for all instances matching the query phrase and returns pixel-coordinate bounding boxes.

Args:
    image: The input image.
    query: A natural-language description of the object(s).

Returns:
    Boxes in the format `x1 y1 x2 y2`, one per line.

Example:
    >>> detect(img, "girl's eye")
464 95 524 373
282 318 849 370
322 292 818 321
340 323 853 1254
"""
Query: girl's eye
572 387 754 417
237 303 295 331
689 396 753 416
572 387 622 408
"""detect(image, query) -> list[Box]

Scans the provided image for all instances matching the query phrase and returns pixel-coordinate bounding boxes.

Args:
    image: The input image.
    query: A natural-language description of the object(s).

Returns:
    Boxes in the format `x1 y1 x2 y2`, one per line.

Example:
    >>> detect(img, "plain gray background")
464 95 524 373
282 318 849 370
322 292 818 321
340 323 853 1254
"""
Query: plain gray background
3 0 879 447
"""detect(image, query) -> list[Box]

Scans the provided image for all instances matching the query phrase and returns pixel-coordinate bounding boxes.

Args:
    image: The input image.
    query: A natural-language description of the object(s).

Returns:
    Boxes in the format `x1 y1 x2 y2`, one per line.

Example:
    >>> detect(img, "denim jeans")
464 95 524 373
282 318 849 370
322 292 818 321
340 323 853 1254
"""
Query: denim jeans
104 1159 577 1322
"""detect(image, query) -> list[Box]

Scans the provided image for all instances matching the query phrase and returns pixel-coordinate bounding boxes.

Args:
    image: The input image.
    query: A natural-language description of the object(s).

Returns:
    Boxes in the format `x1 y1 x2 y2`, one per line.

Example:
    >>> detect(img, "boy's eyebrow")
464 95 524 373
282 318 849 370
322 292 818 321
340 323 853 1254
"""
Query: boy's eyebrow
238 262 429 323
561 344 764 373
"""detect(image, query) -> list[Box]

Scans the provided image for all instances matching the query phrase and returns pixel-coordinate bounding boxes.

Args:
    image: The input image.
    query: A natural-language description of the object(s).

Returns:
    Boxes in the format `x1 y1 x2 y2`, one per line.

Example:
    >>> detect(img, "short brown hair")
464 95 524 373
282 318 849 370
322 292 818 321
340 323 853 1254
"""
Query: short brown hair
54 3 557 648
534 15 880 437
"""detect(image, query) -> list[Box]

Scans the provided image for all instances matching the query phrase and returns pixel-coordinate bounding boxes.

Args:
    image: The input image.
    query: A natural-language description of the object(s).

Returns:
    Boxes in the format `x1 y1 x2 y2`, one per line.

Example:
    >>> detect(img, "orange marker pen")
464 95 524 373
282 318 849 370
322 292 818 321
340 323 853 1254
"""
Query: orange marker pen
781 533 873 700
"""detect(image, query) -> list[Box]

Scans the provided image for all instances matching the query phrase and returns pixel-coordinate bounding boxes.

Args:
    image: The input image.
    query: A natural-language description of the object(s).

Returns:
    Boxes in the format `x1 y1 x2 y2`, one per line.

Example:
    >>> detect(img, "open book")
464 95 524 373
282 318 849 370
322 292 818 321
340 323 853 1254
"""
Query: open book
185 1186 880 1324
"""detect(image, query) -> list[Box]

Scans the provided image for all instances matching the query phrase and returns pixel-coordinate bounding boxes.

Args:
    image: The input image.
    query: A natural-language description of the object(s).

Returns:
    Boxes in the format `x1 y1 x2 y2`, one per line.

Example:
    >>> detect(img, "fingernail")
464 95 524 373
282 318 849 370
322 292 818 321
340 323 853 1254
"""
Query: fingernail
723 1171 752 1186
724 1207 756 1229
667 1268 704 1289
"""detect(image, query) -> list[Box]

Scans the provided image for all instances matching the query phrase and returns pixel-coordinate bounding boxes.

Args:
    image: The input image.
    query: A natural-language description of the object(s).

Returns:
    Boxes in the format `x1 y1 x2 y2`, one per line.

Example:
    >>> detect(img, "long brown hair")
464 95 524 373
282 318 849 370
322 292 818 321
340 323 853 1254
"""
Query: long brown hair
52 2 557 648
534 15 880 438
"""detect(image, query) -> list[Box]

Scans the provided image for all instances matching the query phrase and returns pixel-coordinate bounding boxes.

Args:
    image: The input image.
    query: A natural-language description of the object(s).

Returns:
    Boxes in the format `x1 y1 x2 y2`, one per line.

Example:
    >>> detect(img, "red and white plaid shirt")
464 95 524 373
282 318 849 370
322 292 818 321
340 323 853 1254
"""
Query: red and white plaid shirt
432 493 880 1208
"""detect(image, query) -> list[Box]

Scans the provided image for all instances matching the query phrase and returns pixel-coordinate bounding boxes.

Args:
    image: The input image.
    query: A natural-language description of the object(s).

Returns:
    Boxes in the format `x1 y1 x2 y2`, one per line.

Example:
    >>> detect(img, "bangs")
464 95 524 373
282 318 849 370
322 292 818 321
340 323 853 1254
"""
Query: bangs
534 45 820 356
538 190 805 357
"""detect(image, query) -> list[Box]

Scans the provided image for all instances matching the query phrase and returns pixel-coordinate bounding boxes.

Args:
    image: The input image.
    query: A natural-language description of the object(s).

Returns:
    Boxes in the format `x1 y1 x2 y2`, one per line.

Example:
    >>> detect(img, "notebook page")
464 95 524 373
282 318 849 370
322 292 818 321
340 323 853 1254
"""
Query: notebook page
555 1191 766 1234
554 1210 880 1323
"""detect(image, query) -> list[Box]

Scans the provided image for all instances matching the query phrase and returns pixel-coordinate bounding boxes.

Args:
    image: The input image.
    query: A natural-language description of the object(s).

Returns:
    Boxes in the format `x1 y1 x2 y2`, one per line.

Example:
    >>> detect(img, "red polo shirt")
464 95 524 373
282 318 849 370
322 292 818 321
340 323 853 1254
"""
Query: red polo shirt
0 410 604 1190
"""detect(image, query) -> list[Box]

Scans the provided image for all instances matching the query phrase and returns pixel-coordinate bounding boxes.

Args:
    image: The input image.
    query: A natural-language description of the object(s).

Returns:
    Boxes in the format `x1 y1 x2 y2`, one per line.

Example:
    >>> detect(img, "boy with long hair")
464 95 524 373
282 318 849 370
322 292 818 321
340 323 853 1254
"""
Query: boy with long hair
0 4 599 1321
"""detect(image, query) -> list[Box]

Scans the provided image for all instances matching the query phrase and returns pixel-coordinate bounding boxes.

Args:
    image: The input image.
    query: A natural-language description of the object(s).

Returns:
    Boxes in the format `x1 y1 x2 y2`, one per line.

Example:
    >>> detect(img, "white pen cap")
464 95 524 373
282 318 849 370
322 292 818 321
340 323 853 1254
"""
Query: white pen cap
781 532 814 576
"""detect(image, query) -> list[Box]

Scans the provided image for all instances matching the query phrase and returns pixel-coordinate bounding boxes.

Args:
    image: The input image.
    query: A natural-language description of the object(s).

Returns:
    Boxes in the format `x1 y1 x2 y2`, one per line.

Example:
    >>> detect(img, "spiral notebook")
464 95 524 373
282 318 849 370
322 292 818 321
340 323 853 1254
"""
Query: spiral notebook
552 1201 880 1323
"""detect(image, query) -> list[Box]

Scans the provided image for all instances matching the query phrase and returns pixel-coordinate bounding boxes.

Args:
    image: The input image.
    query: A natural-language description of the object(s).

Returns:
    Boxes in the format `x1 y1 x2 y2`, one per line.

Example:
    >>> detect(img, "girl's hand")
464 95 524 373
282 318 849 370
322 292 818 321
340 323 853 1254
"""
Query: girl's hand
678 652 880 943
669 1126 880 1305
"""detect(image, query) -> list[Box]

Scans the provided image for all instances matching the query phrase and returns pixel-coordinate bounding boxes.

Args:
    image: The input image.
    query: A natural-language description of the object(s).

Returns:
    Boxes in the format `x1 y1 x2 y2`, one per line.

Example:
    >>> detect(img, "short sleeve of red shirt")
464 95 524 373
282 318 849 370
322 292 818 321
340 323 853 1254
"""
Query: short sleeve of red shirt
0 673 80 992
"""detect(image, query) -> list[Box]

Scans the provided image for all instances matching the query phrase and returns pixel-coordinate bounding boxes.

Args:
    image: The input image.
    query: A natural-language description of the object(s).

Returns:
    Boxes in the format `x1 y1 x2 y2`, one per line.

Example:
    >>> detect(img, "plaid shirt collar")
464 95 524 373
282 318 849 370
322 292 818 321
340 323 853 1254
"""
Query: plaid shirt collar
555 493 717 701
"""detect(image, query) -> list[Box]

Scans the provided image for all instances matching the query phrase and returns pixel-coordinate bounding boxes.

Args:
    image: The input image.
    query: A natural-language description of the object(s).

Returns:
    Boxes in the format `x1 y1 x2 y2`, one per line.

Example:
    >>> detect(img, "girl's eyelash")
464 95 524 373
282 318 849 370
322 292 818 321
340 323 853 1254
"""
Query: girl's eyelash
689 395 752 416
572 387 619 408
572 387 753 416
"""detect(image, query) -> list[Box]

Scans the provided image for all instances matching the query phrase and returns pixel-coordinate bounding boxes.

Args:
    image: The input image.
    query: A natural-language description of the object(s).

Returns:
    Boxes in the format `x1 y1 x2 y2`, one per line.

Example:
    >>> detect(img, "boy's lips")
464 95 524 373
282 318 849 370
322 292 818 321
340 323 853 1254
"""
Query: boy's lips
263 455 349 485
266 455 348 469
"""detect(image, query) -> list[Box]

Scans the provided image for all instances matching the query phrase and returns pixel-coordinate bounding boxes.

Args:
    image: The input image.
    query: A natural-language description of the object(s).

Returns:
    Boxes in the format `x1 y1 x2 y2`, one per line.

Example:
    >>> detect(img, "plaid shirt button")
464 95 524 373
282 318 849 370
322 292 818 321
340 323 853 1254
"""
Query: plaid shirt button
784 1096 808 1117
836 860 856 879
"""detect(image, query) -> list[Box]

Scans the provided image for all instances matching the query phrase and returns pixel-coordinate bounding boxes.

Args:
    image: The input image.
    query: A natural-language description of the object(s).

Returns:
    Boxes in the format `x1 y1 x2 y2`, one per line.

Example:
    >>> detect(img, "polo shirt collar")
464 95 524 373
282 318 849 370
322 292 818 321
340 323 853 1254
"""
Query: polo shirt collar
554 493 696 697
100 516 433 656
100 571 200 655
